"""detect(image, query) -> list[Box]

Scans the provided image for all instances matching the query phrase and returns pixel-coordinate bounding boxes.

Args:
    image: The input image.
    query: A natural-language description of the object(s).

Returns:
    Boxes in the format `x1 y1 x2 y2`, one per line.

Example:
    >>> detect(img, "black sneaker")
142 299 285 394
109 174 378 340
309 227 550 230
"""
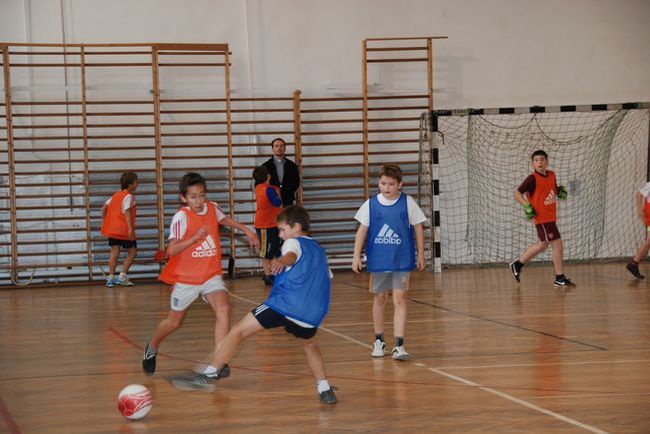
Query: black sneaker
626 262 645 279
170 373 216 392
142 340 157 375
554 276 576 287
262 275 274 285
508 260 521 283
319 387 337 404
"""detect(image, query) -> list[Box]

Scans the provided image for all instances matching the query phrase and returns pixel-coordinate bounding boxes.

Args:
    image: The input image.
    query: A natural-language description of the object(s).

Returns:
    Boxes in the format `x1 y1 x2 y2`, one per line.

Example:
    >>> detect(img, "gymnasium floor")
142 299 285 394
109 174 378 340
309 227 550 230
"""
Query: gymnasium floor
0 262 649 433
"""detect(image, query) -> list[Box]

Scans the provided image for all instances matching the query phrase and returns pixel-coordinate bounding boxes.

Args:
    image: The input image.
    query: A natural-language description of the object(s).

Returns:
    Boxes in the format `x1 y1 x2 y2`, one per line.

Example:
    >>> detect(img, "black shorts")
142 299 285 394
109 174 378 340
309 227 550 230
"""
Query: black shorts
108 237 137 249
252 304 317 339
535 222 561 242
256 227 281 260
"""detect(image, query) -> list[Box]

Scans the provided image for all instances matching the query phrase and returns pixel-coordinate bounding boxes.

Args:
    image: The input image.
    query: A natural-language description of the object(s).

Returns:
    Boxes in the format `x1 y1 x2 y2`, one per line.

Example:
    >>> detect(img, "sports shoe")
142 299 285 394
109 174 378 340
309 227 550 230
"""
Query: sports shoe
115 276 134 286
319 387 337 404
262 275 274 286
508 260 521 283
199 364 231 380
371 339 385 357
626 262 645 279
170 373 216 392
554 276 576 287
142 340 157 375
106 278 115 288
391 345 411 361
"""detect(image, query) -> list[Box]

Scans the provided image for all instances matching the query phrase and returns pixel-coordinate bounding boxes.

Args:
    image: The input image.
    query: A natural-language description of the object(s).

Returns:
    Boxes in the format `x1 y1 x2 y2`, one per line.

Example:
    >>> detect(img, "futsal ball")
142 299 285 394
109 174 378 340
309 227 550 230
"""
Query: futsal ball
118 384 153 420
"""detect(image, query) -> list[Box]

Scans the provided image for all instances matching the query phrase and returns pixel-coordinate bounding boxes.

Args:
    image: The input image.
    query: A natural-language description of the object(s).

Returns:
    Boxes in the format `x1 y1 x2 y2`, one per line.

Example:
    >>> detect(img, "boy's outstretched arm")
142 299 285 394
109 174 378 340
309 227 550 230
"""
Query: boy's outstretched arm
352 225 368 273
414 223 425 271
220 216 260 251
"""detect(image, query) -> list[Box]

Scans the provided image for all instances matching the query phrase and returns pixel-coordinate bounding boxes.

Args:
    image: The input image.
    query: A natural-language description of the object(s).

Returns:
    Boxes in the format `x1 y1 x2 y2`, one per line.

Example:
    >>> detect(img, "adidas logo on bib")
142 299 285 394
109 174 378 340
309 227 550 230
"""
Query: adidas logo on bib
192 235 218 258
374 224 402 245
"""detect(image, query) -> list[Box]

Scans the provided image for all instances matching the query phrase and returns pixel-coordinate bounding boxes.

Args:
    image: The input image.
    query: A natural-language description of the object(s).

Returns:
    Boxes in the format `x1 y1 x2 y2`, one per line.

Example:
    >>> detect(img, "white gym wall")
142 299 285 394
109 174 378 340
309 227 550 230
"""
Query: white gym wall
1 0 649 107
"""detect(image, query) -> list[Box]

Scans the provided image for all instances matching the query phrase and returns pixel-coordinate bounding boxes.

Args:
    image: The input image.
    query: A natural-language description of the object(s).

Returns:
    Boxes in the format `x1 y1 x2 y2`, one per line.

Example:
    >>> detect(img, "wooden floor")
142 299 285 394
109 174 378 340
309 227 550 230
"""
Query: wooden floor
1 262 649 433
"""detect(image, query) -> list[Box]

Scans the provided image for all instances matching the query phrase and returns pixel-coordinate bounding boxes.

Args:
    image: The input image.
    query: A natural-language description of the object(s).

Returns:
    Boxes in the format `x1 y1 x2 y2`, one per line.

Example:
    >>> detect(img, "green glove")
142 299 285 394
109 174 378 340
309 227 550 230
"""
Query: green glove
557 185 568 200
523 203 536 220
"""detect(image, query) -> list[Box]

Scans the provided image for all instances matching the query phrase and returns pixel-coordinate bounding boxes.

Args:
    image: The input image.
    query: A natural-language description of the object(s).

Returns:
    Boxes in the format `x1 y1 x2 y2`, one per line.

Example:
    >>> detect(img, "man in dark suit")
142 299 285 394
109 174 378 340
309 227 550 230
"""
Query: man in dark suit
262 138 300 206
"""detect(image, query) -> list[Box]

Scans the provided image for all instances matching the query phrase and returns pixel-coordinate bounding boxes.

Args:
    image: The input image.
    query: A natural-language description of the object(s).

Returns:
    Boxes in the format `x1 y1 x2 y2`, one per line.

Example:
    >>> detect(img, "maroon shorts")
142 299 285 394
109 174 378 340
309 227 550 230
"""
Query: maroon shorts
535 222 561 242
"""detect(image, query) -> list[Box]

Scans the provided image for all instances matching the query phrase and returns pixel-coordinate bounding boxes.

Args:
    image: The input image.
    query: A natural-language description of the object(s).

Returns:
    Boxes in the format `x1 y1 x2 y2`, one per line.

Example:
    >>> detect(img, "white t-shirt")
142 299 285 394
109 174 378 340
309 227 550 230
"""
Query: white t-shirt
639 182 650 198
104 193 134 214
168 202 226 240
354 193 427 227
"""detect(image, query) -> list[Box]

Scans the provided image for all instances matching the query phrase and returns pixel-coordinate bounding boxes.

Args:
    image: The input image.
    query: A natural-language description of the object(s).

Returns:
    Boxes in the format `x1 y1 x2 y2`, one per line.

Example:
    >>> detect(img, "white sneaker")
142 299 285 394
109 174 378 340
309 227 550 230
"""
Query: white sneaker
391 346 411 361
371 339 385 357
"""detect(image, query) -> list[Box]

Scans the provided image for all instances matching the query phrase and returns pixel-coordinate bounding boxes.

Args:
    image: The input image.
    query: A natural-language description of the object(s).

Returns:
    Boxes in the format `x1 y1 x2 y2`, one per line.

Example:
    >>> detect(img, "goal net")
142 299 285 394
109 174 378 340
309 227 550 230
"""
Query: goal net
419 106 650 266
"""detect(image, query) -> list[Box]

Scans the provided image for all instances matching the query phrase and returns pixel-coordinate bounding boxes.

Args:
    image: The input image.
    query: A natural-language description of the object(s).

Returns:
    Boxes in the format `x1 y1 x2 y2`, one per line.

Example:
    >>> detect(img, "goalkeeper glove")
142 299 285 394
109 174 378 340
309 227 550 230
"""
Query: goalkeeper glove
523 203 536 220
557 185 568 200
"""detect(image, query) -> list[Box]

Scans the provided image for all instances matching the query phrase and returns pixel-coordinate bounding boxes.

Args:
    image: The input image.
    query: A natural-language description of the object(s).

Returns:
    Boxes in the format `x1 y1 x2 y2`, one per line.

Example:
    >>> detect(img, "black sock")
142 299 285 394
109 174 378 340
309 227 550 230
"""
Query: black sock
516 260 524 269
630 260 639 266
375 333 384 342
556 274 564 280
394 337 404 347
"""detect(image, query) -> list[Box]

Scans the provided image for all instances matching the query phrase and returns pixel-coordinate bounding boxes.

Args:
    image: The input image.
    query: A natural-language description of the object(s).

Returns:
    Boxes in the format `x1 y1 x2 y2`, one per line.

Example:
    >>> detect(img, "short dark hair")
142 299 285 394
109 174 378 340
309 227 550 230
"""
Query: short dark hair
179 172 207 196
277 205 310 233
271 137 286 146
120 171 138 190
252 166 269 186
531 150 548 160
379 164 403 183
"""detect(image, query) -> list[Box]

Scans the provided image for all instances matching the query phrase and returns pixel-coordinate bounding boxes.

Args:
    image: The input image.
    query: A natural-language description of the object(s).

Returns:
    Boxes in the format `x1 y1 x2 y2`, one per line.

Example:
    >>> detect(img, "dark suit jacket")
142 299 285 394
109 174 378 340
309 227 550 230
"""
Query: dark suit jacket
262 157 300 206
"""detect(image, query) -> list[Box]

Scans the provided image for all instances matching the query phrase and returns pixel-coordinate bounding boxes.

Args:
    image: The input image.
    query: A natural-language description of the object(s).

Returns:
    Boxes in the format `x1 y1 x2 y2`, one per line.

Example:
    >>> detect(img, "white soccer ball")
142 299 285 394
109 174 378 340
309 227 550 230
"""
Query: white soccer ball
117 384 153 420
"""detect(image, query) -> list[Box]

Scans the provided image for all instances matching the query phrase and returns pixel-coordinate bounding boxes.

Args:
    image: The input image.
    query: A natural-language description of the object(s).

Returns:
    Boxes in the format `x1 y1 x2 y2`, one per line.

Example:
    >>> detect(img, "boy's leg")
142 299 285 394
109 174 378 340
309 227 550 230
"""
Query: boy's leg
372 291 388 335
550 239 564 275
633 237 650 263
209 312 264 370
143 309 187 374
627 235 650 278
121 246 137 274
392 288 410 361
298 337 326 381
392 289 407 339
107 244 121 284
203 290 231 355
520 241 549 264
298 337 337 404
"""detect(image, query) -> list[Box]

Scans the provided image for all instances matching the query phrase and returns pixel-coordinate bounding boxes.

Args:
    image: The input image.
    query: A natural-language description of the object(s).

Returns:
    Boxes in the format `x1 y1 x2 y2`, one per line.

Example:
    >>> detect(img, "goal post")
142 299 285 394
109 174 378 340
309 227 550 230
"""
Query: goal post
418 103 650 269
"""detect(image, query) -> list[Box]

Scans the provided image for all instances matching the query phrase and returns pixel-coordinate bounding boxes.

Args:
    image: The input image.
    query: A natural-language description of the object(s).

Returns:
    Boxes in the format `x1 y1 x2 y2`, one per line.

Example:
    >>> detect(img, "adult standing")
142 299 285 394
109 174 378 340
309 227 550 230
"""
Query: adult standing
262 138 300 206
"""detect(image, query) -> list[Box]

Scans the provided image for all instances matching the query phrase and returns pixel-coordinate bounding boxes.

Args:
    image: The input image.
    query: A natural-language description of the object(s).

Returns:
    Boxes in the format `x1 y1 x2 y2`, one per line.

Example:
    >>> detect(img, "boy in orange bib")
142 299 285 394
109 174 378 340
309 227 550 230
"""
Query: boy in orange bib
142 172 259 375
509 150 575 287
100 171 138 287
625 182 650 279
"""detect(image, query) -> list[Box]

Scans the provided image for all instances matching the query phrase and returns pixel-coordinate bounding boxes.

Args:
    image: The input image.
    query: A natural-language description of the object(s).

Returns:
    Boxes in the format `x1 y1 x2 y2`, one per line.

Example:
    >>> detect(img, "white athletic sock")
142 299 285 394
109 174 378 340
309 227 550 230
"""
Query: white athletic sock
316 379 331 393
200 364 219 375
119 272 127 278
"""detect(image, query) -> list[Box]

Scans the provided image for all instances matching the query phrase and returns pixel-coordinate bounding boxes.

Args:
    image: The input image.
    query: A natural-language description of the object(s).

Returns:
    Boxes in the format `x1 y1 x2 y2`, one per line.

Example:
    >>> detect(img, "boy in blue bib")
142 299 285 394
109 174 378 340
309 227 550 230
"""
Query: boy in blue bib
353 164 427 360
171 205 337 404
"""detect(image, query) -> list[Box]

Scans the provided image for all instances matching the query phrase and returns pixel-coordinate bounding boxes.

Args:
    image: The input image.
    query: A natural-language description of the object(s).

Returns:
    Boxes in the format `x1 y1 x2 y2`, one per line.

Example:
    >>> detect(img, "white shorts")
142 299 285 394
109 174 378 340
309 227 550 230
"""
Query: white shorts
170 274 228 311
370 271 410 294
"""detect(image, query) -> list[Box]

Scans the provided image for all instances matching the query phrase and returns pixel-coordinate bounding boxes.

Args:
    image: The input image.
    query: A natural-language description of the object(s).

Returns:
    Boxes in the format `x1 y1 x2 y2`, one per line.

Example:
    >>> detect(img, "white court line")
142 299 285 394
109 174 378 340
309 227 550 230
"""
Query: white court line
436 359 650 370
230 292 609 434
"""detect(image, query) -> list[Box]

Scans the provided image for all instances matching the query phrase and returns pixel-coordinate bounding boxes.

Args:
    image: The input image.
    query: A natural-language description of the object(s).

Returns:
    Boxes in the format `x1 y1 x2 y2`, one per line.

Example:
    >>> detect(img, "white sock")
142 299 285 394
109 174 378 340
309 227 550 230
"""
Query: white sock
200 364 219 375
119 272 127 278
316 379 331 393
108 274 115 280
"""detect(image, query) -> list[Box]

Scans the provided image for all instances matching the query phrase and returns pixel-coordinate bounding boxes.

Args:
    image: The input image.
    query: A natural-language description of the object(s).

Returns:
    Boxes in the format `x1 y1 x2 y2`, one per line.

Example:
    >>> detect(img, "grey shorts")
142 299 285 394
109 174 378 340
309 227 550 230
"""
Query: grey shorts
370 271 410 294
